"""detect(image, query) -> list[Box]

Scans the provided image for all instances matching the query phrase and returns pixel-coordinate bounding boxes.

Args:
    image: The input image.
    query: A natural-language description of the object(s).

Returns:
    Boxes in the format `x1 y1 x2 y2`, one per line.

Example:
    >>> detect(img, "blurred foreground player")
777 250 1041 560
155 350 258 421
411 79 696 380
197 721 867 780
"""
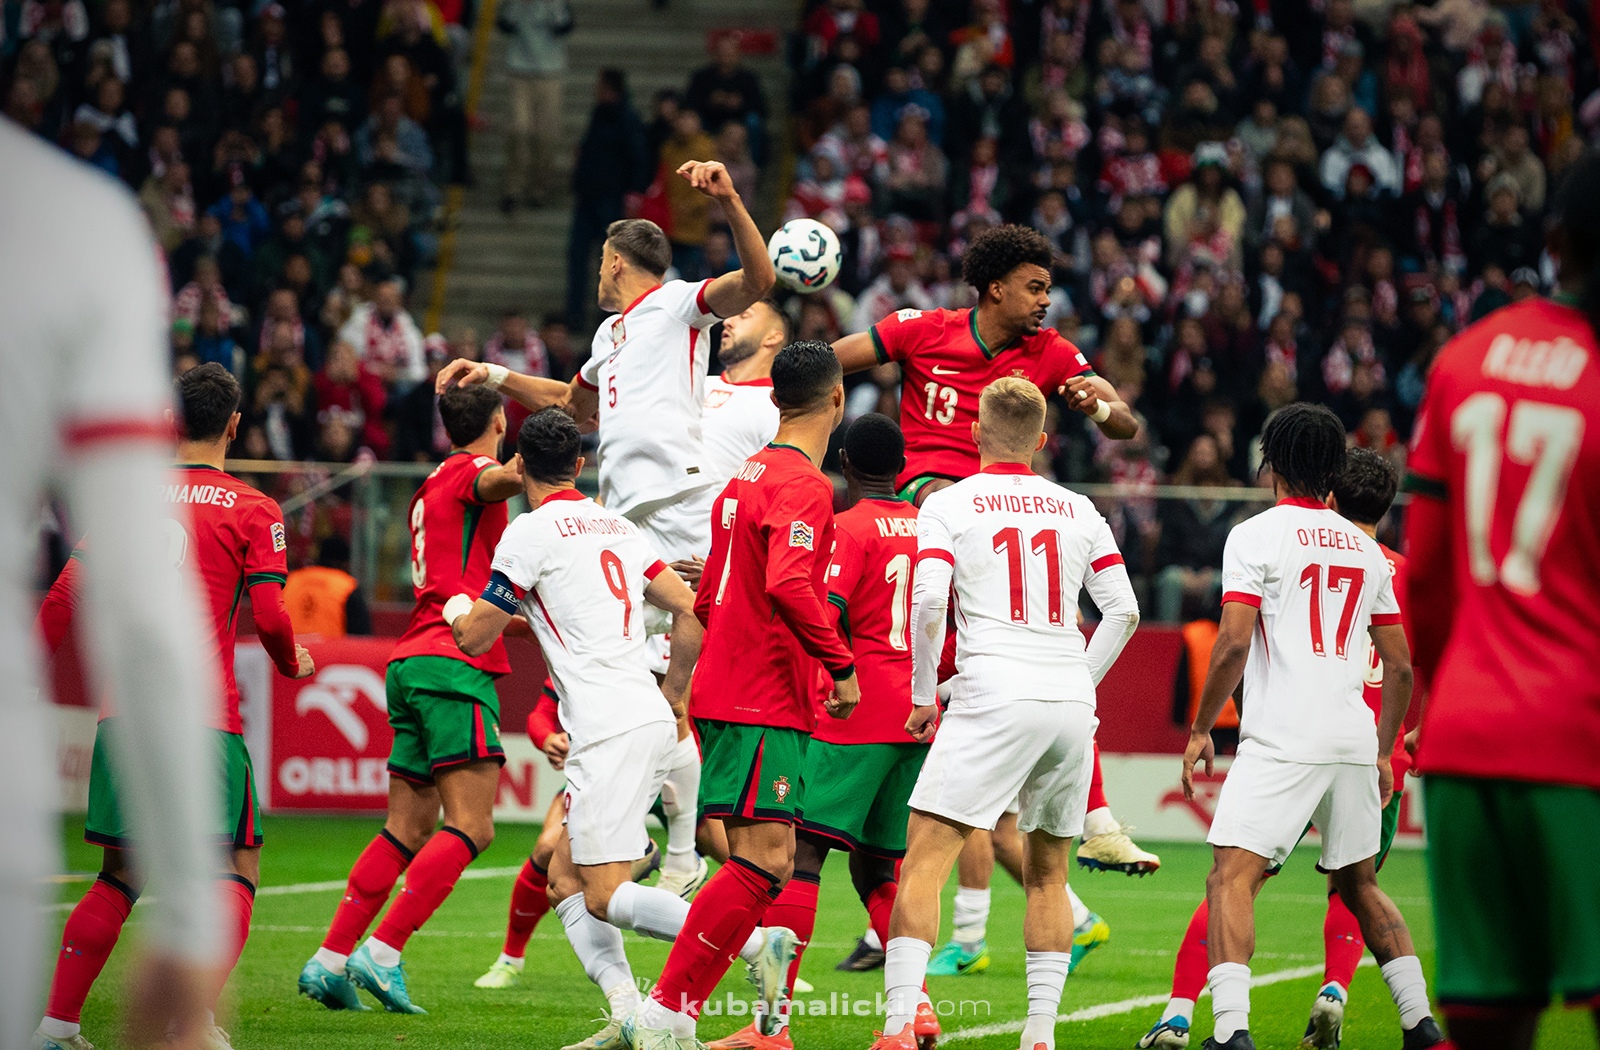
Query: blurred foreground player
1138 448 1424 1049
2 118 227 1050
1182 404 1440 1050
1404 151 1600 1050
299 387 524 1013
35 364 315 1050
876 377 1140 1050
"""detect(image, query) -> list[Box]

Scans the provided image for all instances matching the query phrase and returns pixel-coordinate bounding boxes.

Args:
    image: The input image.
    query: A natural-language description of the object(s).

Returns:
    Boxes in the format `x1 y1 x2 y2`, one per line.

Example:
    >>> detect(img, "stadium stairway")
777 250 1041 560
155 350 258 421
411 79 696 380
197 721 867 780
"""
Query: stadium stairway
420 0 795 341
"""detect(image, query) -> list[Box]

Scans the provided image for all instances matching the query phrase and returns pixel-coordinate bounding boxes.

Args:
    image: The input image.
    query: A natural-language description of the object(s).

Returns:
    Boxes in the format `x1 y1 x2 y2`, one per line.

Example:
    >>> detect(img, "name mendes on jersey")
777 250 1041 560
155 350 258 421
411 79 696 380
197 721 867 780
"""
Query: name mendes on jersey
875 516 917 538
161 481 239 507
969 492 1079 517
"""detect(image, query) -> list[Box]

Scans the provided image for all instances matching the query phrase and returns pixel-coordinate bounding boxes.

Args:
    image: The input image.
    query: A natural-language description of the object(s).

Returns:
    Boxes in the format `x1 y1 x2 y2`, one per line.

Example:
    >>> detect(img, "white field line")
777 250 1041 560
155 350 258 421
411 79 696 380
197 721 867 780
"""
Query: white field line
44 864 525 912
941 957 1377 1042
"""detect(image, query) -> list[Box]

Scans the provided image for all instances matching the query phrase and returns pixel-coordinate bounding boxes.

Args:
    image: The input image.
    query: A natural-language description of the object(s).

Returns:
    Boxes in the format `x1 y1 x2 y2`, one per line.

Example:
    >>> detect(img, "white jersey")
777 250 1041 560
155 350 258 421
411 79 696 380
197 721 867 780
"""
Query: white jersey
1220 498 1402 764
913 464 1136 709
0 118 222 981
579 279 720 519
488 489 675 745
669 372 781 553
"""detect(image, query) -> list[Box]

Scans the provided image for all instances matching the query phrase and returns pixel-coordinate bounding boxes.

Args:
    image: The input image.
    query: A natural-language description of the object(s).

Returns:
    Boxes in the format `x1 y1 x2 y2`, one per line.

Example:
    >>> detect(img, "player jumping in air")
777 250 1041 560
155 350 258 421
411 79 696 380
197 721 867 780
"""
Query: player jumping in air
620 342 862 1050
829 224 1153 977
874 377 1141 1050
37 364 316 1050
1181 404 1442 1050
1138 448 1425 1050
1403 150 1600 1050
298 386 526 1014
705 413 937 1050
437 160 776 905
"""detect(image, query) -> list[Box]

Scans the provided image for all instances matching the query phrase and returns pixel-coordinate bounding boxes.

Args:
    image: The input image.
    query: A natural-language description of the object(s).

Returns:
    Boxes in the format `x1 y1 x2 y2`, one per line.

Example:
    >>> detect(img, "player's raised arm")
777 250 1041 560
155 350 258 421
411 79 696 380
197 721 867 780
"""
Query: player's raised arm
474 453 529 504
677 160 776 318
831 331 882 374
644 564 703 718
1061 372 1139 440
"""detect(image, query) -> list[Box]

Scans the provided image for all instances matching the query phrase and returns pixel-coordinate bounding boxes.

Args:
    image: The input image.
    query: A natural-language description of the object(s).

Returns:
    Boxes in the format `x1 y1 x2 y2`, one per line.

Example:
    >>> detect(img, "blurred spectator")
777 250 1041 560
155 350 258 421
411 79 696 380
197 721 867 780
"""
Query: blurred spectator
1154 434 1238 622
872 64 944 147
338 277 426 387
283 536 372 637
566 68 649 325
659 107 716 274
1319 108 1400 196
687 32 766 141
393 335 456 460
497 0 572 213
851 246 934 332
314 338 391 458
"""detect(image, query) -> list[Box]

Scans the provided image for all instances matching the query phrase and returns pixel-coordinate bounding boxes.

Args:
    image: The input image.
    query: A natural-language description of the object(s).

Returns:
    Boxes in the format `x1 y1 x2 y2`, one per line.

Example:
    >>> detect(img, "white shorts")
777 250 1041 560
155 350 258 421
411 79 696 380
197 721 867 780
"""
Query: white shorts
563 719 677 866
1206 751 1381 871
910 700 1097 838
629 489 713 660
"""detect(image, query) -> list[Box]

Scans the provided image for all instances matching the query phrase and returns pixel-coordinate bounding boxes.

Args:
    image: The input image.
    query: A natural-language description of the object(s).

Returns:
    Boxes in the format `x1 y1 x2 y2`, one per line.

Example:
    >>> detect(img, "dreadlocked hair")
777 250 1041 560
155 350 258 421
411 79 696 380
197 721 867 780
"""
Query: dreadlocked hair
1259 402 1347 499
1550 148 1600 342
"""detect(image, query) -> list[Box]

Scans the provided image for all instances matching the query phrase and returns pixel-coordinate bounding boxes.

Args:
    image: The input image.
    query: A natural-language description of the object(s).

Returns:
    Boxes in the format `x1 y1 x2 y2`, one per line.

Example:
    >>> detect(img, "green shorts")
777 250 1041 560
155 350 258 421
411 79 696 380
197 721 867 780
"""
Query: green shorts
1266 787 1404 877
695 719 807 824
1425 775 1600 1011
386 655 504 784
799 739 926 857
85 717 262 849
897 473 961 507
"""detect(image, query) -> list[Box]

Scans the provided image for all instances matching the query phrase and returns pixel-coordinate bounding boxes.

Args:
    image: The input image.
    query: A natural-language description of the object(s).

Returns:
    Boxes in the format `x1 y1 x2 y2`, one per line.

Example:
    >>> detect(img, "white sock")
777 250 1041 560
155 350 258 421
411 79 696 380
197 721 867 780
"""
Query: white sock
1066 883 1089 929
884 936 933 1033
1023 950 1072 1049
637 995 696 1039
603 981 641 1019
1380 955 1432 1029
364 936 401 968
661 736 701 871
496 951 525 970
1082 806 1118 839
38 1018 79 1039
951 886 990 947
556 895 634 995
739 926 765 963
606 881 691 943
1208 962 1251 1042
1161 997 1196 1025
864 926 883 951
313 946 348 976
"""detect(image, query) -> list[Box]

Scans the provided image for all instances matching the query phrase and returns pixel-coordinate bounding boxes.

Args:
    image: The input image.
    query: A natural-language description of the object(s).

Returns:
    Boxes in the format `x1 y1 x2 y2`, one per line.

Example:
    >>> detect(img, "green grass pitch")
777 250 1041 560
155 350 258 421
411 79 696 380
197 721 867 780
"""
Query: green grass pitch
51 815 1595 1050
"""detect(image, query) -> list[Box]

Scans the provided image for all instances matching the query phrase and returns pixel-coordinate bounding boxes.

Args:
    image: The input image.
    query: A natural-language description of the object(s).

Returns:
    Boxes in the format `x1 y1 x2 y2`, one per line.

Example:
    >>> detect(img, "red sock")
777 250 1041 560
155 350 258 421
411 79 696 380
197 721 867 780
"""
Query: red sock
1323 890 1365 988
45 877 134 1024
864 879 896 953
1086 742 1109 814
1172 899 1210 1001
373 828 478 952
762 872 820 995
650 857 779 1019
323 831 413 955
221 876 255 971
503 857 551 958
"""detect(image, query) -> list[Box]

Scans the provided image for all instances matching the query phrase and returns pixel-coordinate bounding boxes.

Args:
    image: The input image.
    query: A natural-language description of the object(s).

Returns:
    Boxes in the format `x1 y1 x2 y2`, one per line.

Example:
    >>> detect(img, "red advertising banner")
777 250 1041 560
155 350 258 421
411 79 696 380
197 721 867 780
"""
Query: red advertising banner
268 637 397 811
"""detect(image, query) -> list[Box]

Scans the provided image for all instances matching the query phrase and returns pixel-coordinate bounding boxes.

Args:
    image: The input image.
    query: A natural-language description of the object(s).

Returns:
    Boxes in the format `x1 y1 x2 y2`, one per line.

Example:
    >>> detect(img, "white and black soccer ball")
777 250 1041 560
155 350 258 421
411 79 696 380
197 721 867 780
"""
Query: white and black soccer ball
767 218 842 293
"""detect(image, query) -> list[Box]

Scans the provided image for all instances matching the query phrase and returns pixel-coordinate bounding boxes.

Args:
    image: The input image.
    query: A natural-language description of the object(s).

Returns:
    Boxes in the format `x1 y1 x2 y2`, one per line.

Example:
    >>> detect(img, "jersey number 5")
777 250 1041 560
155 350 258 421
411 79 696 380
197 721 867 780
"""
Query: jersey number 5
599 550 632 638
1451 393 1584 595
1299 563 1365 659
714 499 738 605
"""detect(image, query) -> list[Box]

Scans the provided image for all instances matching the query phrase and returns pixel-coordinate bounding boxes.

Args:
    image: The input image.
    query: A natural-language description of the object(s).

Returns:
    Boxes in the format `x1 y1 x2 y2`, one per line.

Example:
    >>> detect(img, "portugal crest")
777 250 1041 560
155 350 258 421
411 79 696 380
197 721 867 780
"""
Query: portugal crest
772 776 791 803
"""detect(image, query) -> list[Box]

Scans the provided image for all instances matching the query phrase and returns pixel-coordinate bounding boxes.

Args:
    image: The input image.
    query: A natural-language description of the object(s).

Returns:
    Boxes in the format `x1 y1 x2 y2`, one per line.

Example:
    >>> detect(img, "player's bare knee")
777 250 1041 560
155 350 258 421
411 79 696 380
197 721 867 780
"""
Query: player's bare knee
582 884 616 921
547 868 581 905
533 838 557 868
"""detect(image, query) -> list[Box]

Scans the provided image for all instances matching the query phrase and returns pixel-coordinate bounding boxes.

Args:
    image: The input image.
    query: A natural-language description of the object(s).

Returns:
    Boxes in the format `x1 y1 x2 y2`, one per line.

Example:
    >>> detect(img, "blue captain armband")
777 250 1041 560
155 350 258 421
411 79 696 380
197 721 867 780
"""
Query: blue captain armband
481 571 522 614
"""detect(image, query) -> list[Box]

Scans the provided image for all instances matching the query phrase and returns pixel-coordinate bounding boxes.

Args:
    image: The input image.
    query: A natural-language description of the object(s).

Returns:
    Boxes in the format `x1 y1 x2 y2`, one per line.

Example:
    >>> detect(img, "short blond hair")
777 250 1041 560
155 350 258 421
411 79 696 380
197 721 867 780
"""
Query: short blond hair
978 376 1047 455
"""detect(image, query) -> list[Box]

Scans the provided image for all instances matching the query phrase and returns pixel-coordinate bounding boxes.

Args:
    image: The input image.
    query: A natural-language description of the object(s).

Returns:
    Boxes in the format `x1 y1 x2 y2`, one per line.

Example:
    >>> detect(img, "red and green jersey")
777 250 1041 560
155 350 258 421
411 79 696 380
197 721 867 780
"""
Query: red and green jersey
1405 296 1600 789
692 443 855 731
1365 543 1411 780
165 464 289 733
870 307 1094 487
814 495 920 745
391 451 511 675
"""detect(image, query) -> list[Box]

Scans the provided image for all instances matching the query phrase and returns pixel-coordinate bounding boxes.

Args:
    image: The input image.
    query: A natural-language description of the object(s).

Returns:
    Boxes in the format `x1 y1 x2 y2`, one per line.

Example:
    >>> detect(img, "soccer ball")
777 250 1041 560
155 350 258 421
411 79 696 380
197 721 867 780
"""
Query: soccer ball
768 219 842 293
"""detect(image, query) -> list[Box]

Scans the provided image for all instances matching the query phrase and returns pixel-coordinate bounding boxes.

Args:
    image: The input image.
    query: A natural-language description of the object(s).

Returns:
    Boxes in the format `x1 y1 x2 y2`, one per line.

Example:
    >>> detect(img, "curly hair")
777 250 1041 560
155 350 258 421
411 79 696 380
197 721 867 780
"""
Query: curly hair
960 224 1054 293
1260 402 1347 499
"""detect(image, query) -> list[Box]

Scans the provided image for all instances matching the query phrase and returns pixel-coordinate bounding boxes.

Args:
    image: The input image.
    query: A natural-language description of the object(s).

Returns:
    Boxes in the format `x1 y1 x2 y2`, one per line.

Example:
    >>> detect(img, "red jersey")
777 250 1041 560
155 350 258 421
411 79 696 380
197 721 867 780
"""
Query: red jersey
870 307 1095 486
814 495 921 745
1405 296 1600 789
692 443 855 731
1364 542 1411 780
390 451 511 675
164 465 289 733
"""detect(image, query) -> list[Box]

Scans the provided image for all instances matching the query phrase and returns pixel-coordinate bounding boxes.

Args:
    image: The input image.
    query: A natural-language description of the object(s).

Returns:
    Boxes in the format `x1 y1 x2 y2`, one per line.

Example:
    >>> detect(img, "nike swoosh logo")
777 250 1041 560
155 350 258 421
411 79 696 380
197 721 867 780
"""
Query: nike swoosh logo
513 909 541 917
698 932 718 949
370 972 391 992
931 366 959 375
